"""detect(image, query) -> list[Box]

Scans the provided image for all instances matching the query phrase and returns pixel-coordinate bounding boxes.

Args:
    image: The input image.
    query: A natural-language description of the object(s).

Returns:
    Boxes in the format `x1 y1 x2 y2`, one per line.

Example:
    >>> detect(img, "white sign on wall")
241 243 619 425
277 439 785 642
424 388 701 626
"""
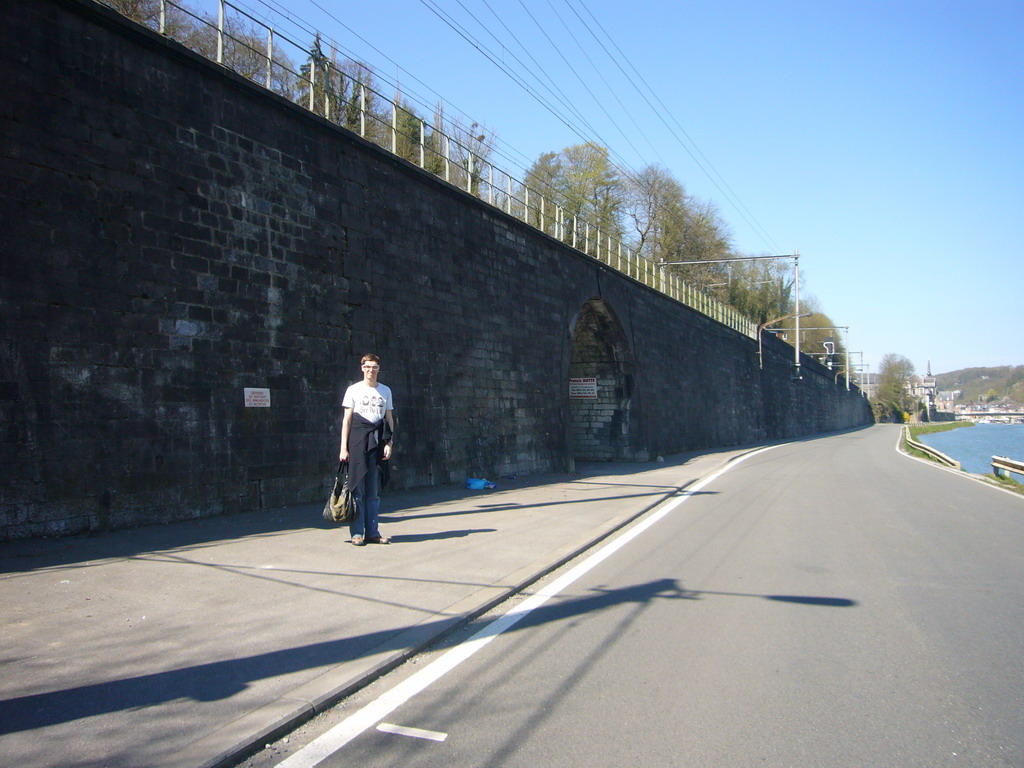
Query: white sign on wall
568 377 598 399
244 387 271 408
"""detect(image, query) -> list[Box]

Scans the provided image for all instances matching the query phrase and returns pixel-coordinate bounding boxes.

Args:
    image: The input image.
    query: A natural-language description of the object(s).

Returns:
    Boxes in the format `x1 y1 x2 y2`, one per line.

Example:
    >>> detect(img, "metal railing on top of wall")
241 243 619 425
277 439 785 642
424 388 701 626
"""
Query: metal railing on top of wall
138 0 758 339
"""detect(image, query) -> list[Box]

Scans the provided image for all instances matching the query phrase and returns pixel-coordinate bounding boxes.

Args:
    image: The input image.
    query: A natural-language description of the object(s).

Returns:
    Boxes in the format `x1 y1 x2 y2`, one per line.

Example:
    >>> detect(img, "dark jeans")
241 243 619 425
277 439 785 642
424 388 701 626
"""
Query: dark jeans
349 451 381 539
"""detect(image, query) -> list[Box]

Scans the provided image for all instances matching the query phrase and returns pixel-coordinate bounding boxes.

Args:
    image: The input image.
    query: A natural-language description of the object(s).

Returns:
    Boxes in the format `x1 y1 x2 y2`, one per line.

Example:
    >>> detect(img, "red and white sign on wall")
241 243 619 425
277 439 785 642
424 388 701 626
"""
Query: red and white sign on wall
568 378 598 399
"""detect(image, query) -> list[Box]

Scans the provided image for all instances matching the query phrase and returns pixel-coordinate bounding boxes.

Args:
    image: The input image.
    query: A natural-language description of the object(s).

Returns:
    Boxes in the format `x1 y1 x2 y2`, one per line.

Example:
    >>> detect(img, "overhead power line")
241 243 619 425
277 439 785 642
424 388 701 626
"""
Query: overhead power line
414 0 679 212
418 0 784 254
564 0 783 253
212 0 783 255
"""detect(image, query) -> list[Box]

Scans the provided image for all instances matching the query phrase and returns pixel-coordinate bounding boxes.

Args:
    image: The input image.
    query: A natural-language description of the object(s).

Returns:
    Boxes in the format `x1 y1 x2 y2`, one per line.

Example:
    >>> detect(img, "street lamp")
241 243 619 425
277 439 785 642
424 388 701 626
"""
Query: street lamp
758 312 811 370
771 324 851 390
847 351 868 395
661 252 802 378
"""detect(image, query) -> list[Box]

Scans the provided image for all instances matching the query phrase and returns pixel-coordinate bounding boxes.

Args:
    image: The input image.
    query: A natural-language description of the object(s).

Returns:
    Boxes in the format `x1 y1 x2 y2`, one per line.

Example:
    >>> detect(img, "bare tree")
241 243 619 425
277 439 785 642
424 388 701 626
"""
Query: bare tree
625 164 680 259
725 257 793 325
97 0 196 38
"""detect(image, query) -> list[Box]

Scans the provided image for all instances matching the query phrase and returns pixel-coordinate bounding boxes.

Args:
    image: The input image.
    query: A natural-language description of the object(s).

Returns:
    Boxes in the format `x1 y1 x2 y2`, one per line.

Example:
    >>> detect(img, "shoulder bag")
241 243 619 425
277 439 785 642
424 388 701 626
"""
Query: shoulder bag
323 461 357 523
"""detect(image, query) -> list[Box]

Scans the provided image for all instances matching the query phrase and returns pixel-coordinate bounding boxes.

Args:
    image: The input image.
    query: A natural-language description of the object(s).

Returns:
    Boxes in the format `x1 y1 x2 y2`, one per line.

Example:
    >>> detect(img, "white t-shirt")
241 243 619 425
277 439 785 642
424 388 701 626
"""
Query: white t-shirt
343 382 393 424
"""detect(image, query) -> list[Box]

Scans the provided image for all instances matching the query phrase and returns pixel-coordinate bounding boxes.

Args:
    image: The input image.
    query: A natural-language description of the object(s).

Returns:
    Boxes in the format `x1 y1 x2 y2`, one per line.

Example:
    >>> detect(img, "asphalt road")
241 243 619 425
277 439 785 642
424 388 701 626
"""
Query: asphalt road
246 426 1024 768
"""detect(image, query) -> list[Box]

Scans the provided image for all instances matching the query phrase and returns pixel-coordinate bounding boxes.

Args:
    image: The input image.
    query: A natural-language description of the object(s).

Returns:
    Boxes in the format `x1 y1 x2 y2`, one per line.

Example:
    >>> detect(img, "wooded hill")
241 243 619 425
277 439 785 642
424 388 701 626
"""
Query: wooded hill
934 366 1024 404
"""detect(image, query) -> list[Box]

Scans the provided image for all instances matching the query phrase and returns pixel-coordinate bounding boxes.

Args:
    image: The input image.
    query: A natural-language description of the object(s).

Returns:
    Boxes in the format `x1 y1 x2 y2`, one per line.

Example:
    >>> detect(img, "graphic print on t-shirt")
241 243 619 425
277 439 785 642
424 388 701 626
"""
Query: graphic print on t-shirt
344 382 393 424
357 392 386 420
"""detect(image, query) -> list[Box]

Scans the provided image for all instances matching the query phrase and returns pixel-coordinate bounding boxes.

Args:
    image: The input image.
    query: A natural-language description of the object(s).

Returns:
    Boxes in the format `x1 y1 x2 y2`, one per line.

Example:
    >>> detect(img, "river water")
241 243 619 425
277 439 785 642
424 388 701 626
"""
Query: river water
917 422 1024 475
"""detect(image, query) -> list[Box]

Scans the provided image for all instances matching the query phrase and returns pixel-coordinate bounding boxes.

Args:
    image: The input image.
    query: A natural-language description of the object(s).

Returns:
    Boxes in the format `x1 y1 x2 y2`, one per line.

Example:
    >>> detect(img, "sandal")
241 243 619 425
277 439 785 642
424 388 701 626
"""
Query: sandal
351 535 365 546
367 536 390 545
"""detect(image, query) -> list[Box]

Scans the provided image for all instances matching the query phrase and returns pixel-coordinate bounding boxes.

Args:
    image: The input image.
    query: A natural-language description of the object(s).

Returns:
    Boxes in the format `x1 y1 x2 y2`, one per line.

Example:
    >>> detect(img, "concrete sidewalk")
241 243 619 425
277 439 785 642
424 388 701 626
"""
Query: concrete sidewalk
0 446 753 768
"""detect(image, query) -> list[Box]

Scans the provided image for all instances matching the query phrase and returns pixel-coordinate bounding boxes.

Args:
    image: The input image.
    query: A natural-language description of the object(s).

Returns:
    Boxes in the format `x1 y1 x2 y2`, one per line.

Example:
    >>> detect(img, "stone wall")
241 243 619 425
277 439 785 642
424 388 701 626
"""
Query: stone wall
0 0 872 540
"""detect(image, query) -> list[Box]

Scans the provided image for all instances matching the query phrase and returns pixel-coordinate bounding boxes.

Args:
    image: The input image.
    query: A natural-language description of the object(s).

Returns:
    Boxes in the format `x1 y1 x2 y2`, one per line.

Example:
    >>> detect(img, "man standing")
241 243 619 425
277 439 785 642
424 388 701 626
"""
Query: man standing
339 354 395 546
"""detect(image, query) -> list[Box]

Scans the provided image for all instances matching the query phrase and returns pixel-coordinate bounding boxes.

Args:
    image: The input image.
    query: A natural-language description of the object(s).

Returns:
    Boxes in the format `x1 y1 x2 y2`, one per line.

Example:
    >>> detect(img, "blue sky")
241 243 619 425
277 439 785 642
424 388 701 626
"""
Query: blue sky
207 0 1022 376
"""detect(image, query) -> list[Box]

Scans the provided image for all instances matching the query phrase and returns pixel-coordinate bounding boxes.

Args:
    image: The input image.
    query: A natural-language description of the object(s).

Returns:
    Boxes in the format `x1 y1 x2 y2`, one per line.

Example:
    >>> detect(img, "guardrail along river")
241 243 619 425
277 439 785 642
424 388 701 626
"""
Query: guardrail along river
918 423 1024 475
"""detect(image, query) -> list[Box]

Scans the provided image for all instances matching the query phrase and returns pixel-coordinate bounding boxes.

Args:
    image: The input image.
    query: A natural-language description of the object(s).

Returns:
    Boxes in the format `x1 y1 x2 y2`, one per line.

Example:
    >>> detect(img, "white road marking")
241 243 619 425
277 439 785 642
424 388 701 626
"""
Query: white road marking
377 722 448 742
277 446 775 768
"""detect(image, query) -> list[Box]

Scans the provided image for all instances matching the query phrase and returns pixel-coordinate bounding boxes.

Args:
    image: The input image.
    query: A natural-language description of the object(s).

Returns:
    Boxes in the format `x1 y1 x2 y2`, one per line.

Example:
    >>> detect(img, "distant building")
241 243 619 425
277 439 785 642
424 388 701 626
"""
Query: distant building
856 373 878 399
906 361 938 419
935 390 960 412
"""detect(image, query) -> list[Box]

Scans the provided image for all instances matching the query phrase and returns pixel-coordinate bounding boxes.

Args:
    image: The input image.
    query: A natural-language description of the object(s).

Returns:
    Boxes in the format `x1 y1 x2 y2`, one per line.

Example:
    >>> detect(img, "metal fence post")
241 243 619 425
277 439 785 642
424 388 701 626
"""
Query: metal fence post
444 136 450 183
308 56 315 111
217 0 225 64
324 65 331 120
265 28 274 89
359 83 365 137
391 100 397 155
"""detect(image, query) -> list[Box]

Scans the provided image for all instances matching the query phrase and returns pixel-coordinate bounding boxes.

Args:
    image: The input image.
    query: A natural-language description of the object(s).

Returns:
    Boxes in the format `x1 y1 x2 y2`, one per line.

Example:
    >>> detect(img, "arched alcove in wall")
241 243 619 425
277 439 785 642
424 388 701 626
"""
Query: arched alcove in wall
568 299 642 461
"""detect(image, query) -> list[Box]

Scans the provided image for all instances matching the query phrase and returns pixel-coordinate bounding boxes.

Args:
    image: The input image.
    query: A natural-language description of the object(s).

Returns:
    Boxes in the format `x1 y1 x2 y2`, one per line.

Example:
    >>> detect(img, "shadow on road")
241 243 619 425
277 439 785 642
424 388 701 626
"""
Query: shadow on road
0 577 855 735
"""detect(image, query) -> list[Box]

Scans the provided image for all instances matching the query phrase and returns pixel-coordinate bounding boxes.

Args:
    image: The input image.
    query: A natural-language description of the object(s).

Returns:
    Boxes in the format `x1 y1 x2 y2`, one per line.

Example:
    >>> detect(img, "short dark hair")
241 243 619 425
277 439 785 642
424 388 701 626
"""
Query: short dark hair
360 354 380 366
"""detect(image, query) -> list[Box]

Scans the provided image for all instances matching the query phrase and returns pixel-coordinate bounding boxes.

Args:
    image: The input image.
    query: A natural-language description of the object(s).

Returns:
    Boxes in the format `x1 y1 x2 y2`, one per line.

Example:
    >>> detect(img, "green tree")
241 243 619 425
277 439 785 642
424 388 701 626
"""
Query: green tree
298 34 335 118
420 103 450 179
524 143 624 246
522 151 562 230
875 353 916 418
797 305 846 368
337 62 375 136
392 98 425 166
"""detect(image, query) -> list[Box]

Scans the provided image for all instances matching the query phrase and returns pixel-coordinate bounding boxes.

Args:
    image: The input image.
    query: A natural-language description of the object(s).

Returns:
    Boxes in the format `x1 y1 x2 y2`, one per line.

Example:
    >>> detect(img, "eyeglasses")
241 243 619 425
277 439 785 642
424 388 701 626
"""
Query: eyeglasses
362 365 380 371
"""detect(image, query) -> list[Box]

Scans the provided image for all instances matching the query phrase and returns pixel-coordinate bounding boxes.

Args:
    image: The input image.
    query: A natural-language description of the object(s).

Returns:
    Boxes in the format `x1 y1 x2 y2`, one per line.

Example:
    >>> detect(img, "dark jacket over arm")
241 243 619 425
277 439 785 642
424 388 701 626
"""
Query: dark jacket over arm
347 413 393 490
